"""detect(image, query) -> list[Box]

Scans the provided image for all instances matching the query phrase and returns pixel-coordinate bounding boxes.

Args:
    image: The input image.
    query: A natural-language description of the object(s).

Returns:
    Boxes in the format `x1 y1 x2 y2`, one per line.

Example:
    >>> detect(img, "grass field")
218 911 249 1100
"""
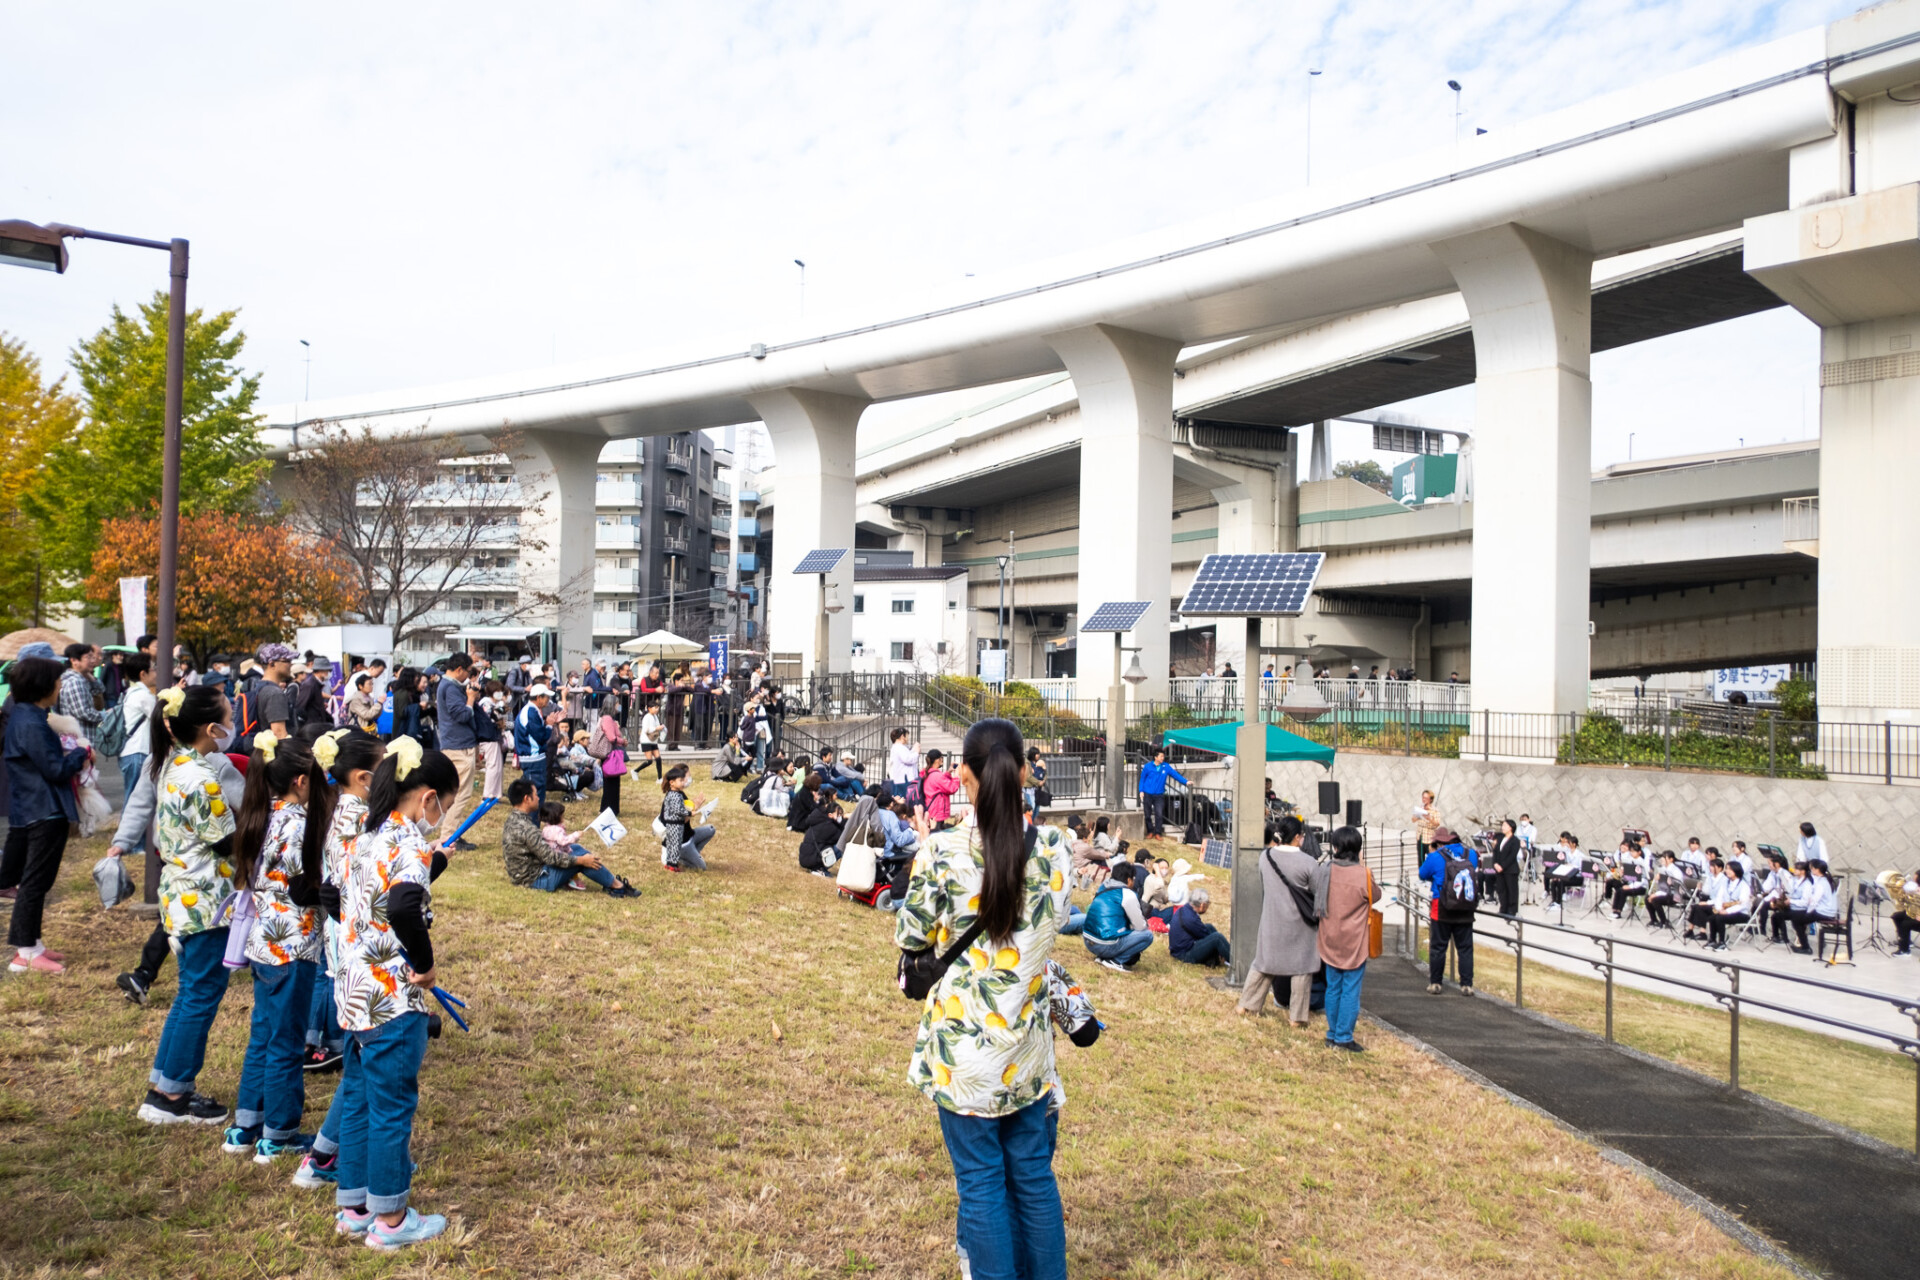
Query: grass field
0 790 1798 1279
1433 938 1920 1152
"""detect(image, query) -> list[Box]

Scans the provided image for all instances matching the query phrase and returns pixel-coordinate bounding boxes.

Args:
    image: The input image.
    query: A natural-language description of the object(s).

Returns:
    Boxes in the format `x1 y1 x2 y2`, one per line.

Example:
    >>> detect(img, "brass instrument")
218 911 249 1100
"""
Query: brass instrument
1876 869 1920 918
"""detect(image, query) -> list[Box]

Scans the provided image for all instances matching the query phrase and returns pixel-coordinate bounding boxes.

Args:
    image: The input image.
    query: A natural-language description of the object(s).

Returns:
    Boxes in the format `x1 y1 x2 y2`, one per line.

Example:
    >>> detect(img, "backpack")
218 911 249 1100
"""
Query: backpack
234 678 263 740
1438 850 1478 915
93 701 130 758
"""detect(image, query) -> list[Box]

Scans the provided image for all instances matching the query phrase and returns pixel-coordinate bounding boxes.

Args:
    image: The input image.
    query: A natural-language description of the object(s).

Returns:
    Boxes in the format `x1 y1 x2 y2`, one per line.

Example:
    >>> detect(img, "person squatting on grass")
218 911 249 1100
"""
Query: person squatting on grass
137 684 243 1127
324 735 457 1251
895 718 1073 1280
659 764 716 871
293 728 385 1189
224 731 331 1163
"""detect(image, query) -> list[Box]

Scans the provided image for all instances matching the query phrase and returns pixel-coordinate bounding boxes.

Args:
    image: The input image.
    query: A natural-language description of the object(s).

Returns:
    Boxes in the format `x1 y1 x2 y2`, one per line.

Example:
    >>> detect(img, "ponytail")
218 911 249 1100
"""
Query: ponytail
147 684 227 781
365 739 459 831
963 717 1027 944
232 734 326 898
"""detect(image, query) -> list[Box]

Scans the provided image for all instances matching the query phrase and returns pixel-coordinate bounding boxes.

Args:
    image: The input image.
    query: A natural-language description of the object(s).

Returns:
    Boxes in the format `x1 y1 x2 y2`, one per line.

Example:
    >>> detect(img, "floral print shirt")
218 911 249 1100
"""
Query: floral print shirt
895 817 1073 1117
335 812 434 1031
244 799 322 966
155 748 238 939
320 793 367 977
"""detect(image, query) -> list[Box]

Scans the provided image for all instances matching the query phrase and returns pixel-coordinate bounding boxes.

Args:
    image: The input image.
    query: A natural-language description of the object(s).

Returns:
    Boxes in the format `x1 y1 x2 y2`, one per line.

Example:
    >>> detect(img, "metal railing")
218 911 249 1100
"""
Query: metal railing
1396 881 1920 1150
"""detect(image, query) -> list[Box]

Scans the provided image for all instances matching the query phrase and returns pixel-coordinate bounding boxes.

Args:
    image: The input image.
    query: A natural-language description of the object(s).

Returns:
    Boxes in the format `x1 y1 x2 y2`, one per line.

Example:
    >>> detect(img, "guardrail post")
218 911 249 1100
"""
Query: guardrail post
1405 700 1413 756
1663 705 1671 772
1887 721 1895 787
1603 938 1615 1042
1729 967 1741 1090
1769 717 1777 779
1483 709 1490 762
1515 919 1524 1009
1568 711 1577 766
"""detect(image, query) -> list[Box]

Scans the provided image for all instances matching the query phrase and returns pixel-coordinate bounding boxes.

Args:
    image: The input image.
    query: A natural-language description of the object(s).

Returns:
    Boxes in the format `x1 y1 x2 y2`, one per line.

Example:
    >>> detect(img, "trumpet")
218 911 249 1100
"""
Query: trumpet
1876 870 1920 918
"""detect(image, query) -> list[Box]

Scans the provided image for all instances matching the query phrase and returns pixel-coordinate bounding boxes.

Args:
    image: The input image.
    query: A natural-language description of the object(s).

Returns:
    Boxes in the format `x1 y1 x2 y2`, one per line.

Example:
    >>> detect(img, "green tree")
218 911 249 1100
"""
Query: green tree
21 291 268 606
1334 458 1392 494
0 334 83 630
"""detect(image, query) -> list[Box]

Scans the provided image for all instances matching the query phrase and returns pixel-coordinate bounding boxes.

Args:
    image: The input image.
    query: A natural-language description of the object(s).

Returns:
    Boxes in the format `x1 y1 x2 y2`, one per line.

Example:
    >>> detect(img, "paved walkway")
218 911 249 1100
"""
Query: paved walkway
1362 953 1920 1280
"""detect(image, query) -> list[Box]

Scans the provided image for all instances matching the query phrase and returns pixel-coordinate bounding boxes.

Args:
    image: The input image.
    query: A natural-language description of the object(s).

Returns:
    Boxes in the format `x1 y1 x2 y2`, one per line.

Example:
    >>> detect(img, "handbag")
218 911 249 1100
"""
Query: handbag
603 748 627 777
92 853 134 910
836 820 880 893
897 825 1036 1000
1034 785 1053 807
1366 867 1384 960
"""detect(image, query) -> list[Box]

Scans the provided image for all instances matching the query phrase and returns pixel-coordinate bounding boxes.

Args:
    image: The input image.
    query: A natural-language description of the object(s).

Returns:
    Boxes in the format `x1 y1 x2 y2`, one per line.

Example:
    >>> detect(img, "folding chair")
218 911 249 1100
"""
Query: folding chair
1816 901 1856 967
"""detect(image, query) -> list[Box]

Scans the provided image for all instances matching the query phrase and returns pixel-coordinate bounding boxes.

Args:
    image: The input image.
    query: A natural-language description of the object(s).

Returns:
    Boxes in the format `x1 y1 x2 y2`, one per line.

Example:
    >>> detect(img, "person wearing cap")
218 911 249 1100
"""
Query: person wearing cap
513 682 559 805
823 750 865 801
1418 826 1478 996
252 644 298 739
199 654 235 698
294 657 331 728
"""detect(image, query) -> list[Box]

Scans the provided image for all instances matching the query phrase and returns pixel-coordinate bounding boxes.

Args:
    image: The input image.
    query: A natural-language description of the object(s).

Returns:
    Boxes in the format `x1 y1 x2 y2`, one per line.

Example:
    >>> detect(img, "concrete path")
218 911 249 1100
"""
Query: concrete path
1362 954 1920 1280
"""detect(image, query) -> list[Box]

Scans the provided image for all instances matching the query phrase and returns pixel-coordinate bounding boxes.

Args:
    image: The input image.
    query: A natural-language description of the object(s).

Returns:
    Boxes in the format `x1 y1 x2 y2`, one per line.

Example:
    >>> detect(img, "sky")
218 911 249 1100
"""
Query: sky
1 0 1861 469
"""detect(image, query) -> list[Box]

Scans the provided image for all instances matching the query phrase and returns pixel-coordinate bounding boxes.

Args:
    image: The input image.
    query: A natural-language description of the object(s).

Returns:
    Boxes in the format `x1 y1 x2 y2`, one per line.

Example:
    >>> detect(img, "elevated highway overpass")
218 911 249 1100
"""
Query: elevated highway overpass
263 1 1920 732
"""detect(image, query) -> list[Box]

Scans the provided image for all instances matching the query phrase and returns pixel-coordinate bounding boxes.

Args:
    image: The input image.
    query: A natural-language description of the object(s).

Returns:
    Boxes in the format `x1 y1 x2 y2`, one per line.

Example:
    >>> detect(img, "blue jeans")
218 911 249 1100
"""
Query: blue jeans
1142 792 1167 836
1175 931 1231 966
1323 962 1366 1045
1084 928 1153 967
235 958 315 1137
118 754 146 804
149 927 232 1095
307 960 345 1054
936 1097 1066 1280
1058 905 1086 937
532 859 616 891
520 757 548 807
335 1010 429 1215
312 1008 361 1158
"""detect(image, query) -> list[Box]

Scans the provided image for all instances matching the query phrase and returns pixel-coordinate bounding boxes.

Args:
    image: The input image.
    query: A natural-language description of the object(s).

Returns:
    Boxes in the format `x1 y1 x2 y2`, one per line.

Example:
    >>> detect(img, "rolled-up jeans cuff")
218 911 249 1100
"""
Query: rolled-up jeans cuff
312 1131 340 1157
234 1107 265 1129
365 1186 410 1215
148 1069 196 1095
335 1186 367 1209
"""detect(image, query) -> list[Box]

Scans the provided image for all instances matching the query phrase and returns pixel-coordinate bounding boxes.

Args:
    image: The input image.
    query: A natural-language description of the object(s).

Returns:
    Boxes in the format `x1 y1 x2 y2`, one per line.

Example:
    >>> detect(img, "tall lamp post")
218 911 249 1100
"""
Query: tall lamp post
1 219 189 910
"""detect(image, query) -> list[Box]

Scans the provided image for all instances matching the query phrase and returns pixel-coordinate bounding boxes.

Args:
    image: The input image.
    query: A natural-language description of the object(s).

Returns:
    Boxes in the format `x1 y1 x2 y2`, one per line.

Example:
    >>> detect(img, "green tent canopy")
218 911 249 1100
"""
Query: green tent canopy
1161 721 1336 768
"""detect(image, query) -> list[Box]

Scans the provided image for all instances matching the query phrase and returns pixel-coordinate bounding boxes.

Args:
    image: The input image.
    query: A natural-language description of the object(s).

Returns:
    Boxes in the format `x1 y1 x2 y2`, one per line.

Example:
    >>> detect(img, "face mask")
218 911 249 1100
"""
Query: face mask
211 724 236 751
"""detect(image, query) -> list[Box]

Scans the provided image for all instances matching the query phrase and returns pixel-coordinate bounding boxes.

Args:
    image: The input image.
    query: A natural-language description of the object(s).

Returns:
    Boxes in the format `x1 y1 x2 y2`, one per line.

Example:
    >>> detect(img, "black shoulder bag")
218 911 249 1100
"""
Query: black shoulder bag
897 825 1037 1000
1267 849 1319 925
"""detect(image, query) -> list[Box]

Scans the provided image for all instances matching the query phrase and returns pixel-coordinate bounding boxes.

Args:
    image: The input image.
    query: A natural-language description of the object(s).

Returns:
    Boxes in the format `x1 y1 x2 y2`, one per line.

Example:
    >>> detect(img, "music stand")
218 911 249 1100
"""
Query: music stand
1857 879 1897 956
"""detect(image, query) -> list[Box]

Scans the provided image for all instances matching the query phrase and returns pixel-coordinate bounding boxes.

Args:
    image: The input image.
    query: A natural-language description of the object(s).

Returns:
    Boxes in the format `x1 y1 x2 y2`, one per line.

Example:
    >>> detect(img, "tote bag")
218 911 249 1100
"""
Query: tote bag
836 819 880 893
1366 867 1384 960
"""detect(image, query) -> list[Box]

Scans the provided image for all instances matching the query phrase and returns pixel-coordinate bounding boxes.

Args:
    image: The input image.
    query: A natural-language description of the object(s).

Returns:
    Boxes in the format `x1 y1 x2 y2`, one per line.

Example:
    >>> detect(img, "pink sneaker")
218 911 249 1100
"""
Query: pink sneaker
38 948 64 963
9 952 65 974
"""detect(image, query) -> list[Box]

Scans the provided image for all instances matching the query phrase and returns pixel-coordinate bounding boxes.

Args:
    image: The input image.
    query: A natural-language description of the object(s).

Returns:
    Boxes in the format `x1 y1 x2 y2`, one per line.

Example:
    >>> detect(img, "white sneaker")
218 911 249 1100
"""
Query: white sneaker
1094 958 1132 973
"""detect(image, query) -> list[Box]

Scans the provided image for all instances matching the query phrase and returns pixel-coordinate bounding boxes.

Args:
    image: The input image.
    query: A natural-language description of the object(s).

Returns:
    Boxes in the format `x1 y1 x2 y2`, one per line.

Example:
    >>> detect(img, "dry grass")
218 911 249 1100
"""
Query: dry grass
0 795 1797 1279
1448 942 1919 1151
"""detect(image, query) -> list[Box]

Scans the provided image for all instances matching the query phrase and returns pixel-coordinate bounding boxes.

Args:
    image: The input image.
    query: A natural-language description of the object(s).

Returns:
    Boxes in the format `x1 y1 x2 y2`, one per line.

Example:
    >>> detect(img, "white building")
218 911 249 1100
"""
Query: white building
848 556 970 674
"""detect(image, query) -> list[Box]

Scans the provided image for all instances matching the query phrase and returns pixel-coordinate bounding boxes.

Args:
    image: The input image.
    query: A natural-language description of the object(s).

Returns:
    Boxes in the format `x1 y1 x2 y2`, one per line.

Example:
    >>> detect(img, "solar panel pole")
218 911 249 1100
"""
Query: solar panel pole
1107 632 1125 811
1229 615 1267 987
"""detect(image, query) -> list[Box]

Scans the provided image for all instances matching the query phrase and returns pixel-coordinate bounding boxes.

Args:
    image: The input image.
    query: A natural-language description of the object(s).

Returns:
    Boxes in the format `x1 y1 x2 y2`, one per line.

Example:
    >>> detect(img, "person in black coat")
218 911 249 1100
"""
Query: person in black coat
798 796 844 874
1492 818 1522 917
787 772 822 833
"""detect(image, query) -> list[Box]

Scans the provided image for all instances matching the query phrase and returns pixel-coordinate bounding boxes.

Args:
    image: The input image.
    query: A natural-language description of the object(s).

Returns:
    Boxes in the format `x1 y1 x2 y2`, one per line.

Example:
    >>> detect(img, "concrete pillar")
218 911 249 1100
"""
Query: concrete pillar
1049 324 1181 701
749 388 864 677
1432 224 1594 719
1308 420 1333 482
511 431 601 668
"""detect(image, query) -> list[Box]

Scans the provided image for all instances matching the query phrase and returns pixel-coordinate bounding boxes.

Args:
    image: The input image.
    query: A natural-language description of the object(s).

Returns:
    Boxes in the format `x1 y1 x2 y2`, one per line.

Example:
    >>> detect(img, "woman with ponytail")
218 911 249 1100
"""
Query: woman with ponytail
328 736 456 1250
225 732 329 1162
293 728 385 1192
138 684 243 1129
894 718 1073 1280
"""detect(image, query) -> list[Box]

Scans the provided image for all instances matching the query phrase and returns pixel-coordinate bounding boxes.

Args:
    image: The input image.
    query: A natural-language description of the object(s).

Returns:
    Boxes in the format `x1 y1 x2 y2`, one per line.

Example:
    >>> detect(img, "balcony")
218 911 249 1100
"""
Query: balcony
707 587 729 608
736 551 759 573
663 444 694 474
594 566 641 593
738 489 759 504
662 532 691 556
713 478 732 502
711 549 731 569
598 439 644 463
662 489 691 515
595 523 642 550
592 611 638 636
735 515 759 539
596 479 643 508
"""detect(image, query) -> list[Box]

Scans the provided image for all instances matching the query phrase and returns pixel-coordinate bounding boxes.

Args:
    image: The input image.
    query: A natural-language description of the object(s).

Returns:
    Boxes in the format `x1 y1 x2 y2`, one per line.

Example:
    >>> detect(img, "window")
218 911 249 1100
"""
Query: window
853 594 865 614
891 598 914 614
948 599 958 610
890 641 915 662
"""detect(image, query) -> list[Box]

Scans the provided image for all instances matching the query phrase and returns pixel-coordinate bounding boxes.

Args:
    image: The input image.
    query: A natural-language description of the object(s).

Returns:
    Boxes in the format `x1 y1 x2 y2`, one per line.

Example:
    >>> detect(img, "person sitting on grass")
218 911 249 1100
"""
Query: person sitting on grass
713 734 751 783
787 770 824 834
798 793 845 876
1082 860 1154 973
1168 887 1230 967
1067 818 1110 890
501 780 637 897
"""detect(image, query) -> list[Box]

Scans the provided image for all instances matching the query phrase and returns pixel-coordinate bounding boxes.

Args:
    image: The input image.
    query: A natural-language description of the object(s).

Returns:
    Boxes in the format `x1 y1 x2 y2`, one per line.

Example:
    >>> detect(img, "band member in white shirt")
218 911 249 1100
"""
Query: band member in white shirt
1686 856 1727 942
1708 859 1753 949
1645 852 1685 928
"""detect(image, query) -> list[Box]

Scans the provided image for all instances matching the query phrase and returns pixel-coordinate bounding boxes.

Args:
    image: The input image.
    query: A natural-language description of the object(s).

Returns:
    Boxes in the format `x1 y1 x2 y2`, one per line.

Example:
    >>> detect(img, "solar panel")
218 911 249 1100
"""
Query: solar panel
1080 600 1153 633
792 548 848 575
1177 552 1325 617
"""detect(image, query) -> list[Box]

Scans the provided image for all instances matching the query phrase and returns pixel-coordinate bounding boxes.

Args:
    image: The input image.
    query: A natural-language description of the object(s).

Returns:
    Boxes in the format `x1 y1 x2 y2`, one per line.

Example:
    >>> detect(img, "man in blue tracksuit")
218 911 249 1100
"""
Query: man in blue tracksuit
1137 749 1187 839
513 684 557 807
1418 826 1479 995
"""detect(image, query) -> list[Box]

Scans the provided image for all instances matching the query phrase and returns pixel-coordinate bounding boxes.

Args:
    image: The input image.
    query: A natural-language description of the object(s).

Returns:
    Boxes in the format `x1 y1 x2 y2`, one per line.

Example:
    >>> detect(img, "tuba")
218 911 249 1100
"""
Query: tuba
1877 870 1920 918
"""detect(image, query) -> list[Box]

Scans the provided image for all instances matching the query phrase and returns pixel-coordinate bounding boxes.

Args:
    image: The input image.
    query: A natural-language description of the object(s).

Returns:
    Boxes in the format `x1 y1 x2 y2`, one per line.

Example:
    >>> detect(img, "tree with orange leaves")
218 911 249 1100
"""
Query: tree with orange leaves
84 511 355 668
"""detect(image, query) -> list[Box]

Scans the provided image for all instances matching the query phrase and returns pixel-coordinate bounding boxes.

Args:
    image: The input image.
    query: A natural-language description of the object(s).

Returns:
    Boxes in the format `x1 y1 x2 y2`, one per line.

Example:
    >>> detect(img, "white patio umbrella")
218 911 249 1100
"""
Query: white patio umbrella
618 629 706 664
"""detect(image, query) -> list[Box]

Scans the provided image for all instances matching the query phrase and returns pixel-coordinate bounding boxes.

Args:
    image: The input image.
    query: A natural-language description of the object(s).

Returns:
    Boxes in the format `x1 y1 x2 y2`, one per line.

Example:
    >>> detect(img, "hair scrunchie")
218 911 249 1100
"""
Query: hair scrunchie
313 728 348 771
388 735 423 781
157 686 186 717
253 730 279 762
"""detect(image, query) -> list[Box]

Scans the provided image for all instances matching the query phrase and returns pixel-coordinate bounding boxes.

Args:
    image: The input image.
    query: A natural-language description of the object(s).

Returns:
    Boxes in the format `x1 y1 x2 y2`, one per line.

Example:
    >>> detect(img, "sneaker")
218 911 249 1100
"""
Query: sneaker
664 863 682 873
1461 985 1475 997
117 971 151 1006
1325 1040 1366 1053
293 1151 340 1189
38 947 64 962
1094 958 1131 973
8 951 63 974
1426 983 1442 995
254 1133 314 1164
137 1089 228 1126
303 1046 344 1073
364 1207 448 1252
222 1124 262 1154
452 839 479 853
604 880 641 899
335 1207 376 1236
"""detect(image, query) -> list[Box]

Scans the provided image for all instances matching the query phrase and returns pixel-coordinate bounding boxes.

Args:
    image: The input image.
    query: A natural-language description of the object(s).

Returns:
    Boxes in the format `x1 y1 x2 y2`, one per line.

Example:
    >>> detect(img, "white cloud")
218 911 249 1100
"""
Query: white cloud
0 0 1856 466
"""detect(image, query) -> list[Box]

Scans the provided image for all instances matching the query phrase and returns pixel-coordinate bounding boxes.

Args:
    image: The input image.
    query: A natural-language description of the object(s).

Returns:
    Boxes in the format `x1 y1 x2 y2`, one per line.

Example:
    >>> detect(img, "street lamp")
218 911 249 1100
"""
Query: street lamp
1122 649 1148 686
1447 79 1464 144
1 218 190 911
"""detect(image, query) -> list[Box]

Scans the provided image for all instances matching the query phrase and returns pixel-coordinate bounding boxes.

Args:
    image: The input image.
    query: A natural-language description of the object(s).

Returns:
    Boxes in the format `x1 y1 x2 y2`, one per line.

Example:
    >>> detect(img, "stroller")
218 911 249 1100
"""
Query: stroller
550 751 598 803
840 850 913 911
